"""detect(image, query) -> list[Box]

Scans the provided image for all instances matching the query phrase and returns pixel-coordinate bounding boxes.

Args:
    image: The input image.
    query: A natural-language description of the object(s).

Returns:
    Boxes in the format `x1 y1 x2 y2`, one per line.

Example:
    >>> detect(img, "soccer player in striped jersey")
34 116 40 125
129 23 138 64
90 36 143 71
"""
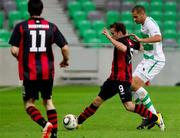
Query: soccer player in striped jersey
9 0 69 138
77 22 160 129
131 5 165 131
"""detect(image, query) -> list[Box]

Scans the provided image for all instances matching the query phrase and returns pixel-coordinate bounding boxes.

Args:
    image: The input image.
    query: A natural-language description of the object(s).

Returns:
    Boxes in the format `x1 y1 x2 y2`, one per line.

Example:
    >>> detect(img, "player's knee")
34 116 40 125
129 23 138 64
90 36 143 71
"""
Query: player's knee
43 99 55 110
123 102 134 112
92 96 104 107
132 77 143 91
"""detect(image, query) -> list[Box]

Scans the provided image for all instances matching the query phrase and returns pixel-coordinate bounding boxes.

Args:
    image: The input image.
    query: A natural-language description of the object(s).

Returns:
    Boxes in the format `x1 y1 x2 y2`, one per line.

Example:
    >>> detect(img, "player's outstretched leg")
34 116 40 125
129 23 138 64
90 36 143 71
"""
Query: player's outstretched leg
77 103 98 127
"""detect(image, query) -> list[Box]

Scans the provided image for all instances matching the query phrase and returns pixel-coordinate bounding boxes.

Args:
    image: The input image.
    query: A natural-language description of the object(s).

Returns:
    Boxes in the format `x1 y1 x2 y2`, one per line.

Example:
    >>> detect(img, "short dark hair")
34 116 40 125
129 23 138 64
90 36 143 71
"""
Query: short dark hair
110 22 126 35
132 5 146 13
28 0 43 16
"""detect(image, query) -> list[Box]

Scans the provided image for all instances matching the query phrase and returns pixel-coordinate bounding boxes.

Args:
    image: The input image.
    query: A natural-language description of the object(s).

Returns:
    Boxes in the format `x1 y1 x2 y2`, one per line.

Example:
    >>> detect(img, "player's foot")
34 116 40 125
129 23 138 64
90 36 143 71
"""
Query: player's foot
156 113 165 131
136 118 147 130
143 115 158 129
42 122 53 138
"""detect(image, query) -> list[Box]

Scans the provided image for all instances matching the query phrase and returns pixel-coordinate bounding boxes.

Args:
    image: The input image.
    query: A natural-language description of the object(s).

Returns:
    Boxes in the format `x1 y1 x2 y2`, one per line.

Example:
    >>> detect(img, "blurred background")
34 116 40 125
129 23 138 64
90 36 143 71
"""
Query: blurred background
0 0 180 86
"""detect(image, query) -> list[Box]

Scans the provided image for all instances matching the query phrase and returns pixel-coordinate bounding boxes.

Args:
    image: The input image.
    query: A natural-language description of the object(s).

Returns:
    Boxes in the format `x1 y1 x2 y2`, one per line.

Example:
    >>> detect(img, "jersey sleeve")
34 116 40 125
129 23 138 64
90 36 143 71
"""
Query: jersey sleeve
9 23 21 47
147 20 161 37
53 25 68 48
129 37 140 50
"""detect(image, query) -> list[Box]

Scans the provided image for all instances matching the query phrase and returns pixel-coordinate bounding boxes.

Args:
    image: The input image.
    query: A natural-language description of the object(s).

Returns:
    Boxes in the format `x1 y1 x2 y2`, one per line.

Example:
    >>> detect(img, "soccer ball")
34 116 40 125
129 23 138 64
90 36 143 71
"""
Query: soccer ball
63 114 78 130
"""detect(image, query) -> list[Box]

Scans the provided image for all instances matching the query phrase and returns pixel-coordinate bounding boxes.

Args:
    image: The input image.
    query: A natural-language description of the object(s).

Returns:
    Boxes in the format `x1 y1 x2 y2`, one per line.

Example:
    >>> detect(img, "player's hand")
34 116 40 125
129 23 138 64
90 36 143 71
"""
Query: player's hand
102 27 111 39
129 33 142 42
60 60 69 68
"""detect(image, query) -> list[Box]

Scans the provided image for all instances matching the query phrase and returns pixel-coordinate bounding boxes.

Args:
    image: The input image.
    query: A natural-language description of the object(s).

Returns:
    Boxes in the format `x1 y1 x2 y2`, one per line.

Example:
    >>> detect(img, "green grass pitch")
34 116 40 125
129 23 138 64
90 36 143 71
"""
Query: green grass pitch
0 85 180 138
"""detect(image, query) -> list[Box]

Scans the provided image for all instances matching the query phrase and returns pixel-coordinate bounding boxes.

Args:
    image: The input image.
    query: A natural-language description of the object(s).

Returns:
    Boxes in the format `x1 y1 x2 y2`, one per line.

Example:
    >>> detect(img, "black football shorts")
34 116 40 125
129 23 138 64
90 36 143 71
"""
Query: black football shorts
22 79 53 101
98 79 132 103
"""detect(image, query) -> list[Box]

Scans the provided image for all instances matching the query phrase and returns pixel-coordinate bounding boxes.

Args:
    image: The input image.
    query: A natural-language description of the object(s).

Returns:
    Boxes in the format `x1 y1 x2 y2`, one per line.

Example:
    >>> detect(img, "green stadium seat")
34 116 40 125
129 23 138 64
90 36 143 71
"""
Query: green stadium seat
21 11 29 20
77 0 91 3
150 11 163 22
136 1 149 12
17 1 28 13
0 29 11 42
163 30 177 40
164 2 177 12
106 11 120 28
72 11 87 28
84 38 103 48
77 20 92 37
150 0 163 3
164 11 177 21
97 32 111 44
8 11 22 29
0 11 4 29
82 1 96 14
150 2 163 13
123 20 134 33
163 21 176 32
120 11 133 22
67 1 81 18
83 29 97 42
92 20 105 33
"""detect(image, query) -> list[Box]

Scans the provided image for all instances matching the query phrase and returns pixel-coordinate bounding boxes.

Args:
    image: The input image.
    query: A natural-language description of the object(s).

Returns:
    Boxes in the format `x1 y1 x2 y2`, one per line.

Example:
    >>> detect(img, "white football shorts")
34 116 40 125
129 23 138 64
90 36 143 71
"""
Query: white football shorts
133 59 165 83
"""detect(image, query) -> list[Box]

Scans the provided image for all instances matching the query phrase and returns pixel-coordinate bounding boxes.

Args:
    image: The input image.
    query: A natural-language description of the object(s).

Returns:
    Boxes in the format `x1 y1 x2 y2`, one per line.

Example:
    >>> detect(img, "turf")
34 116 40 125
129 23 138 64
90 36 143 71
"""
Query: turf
0 85 180 138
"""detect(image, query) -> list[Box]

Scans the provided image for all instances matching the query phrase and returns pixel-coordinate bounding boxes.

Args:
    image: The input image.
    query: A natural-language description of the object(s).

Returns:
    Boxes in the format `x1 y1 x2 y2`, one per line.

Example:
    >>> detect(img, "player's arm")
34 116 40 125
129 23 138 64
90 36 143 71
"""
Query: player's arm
102 28 127 52
10 46 19 60
131 34 162 43
60 44 69 68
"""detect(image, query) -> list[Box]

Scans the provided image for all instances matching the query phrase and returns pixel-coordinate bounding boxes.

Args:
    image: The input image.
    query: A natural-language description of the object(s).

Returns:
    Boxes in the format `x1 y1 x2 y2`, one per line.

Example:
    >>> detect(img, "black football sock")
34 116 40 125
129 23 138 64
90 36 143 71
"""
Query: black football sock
26 106 47 128
47 109 58 135
78 103 98 124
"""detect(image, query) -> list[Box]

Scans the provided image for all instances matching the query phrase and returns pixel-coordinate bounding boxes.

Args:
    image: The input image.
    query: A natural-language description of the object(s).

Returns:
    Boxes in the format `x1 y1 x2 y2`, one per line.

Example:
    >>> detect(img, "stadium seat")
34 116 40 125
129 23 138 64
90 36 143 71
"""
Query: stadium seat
83 29 97 42
121 1 135 12
21 11 29 20
3 0 17 18
0 29 11 42
164 11 177 22
120 11 133 22
163 30 177 40
77 0 91 3
150 11 163 23
92 20 105 34
17 1 27 13
106 11 120 27
84 38 103 48
105 1 121 12
67 1 81 18
77 20 92 37
8 10 22 29
164 2 176 12
150 2 163 13
72 11 87 28
136 1 149 12
123 20 134 33
150 0 163 3
87 10 103 22
0 11 4 28
163 21 176 32
82 1 96 14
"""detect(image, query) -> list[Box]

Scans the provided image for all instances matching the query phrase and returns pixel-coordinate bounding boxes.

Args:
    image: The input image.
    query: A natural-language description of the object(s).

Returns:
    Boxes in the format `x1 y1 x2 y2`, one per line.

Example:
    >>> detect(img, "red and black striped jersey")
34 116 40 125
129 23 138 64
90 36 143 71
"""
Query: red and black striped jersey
108 36 140 83
9 17 68 80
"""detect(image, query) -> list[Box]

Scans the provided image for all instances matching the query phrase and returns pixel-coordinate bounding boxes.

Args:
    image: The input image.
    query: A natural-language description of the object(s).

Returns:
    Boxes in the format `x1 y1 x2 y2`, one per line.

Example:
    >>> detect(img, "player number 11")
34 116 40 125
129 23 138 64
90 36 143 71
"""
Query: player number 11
30 30 46 52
